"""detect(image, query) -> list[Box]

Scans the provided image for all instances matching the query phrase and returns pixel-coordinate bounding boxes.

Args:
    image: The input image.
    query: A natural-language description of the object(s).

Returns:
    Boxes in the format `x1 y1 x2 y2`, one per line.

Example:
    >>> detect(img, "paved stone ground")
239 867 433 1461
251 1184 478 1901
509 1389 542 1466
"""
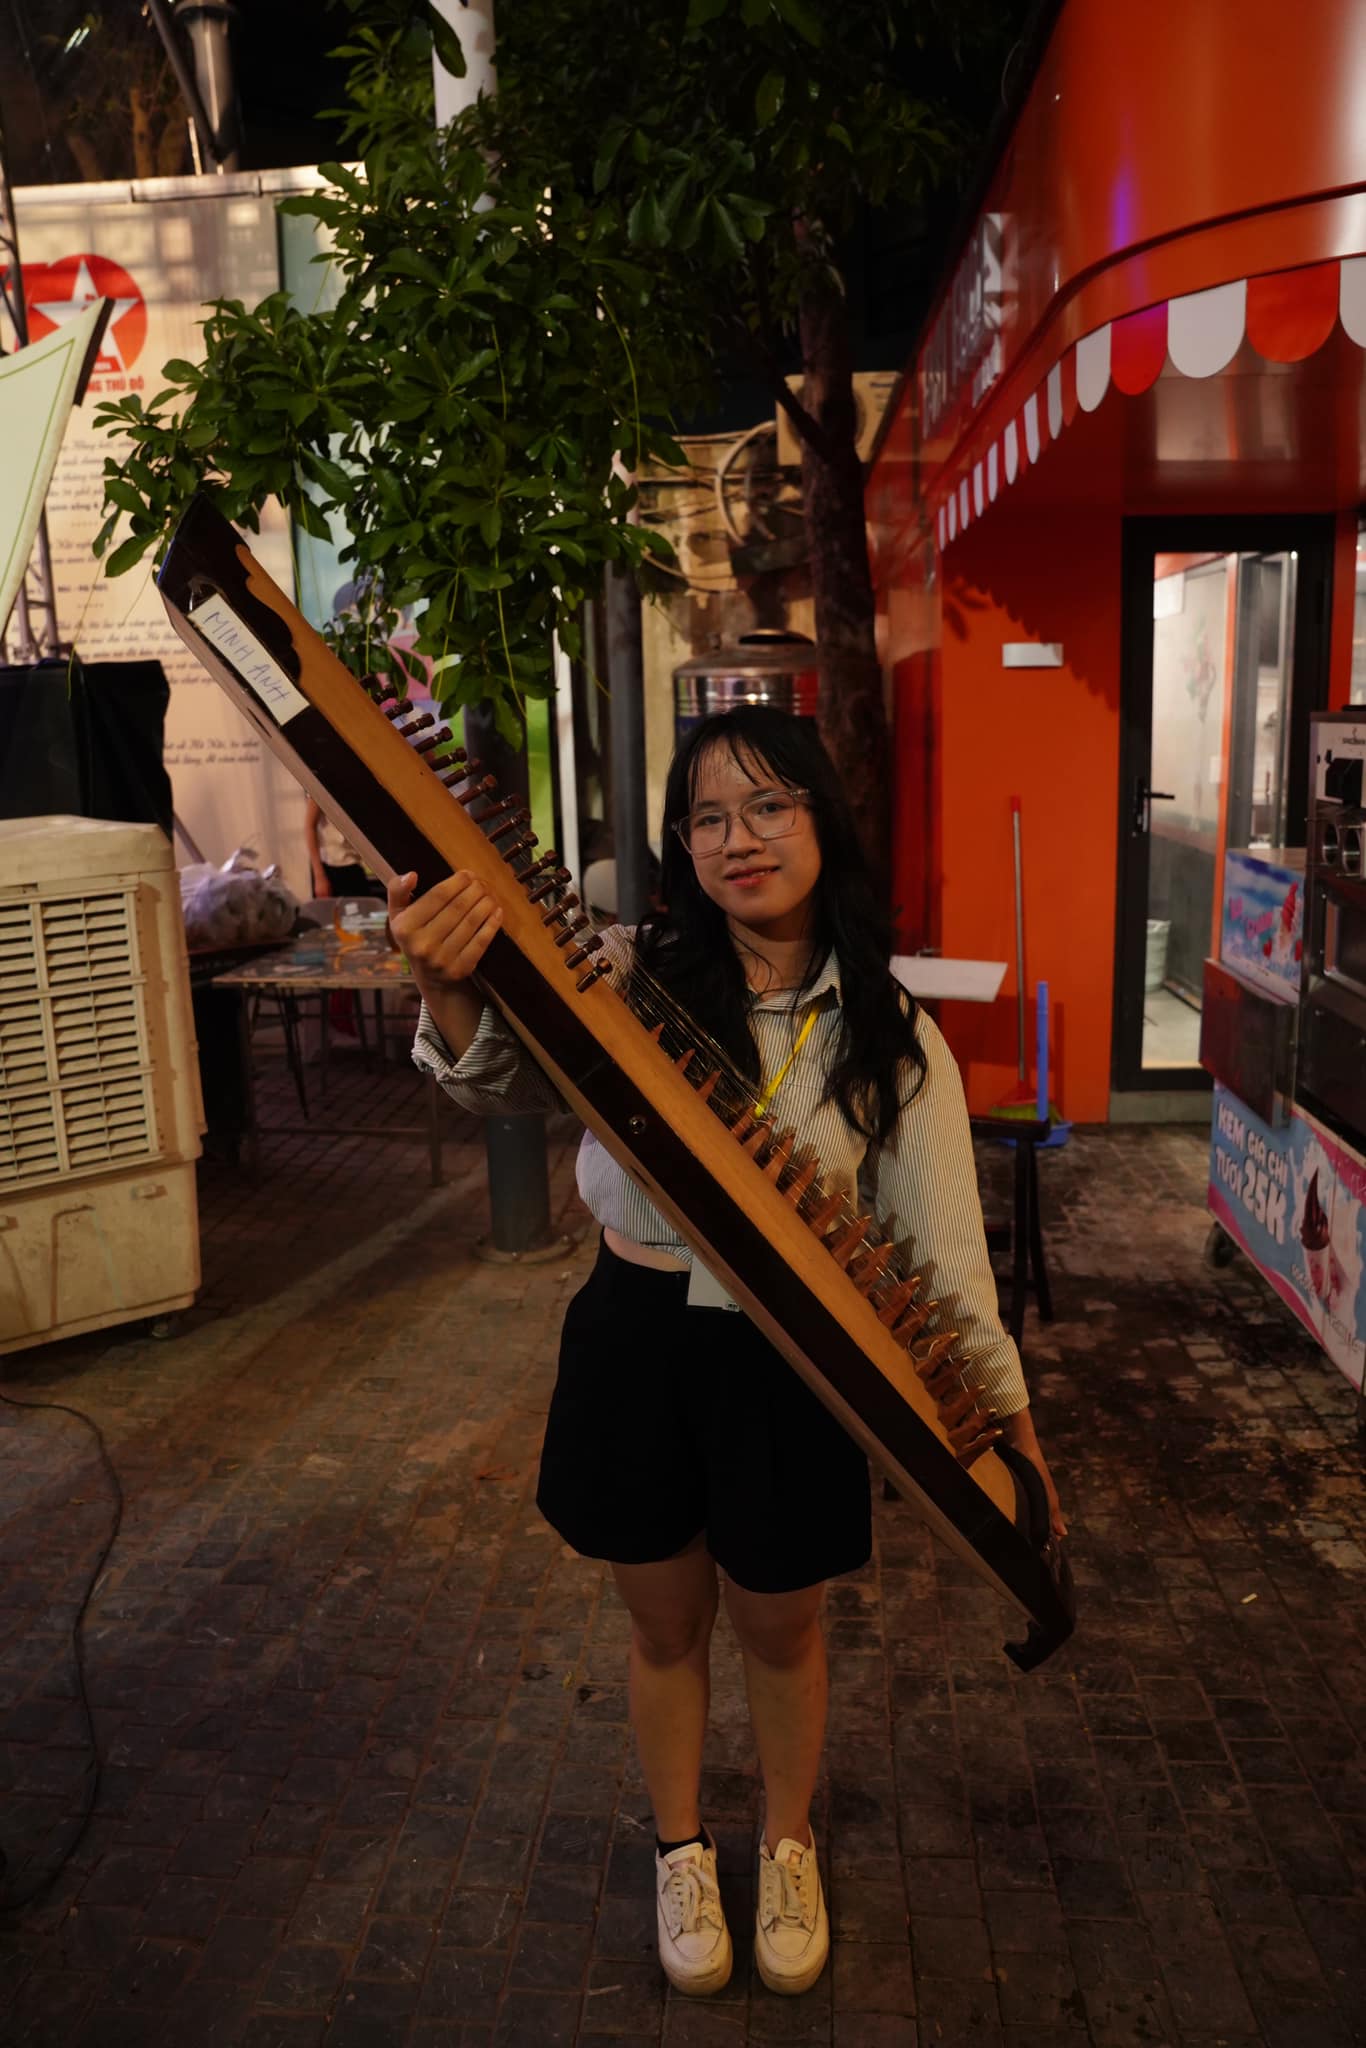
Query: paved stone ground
2 1039 1365 2047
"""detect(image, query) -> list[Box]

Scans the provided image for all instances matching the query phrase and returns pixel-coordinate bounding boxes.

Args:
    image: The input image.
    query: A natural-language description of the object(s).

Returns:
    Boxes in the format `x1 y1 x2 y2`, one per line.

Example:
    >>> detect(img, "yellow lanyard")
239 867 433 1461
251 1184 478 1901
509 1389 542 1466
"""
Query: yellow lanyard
755 1005 819 1118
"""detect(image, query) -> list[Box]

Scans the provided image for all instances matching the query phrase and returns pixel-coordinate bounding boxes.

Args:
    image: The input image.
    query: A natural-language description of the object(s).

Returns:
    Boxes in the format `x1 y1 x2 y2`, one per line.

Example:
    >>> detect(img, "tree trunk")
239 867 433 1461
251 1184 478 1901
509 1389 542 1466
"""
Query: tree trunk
157 110 189 178
66 132 103 181
798 269 889 888
129 86 156 179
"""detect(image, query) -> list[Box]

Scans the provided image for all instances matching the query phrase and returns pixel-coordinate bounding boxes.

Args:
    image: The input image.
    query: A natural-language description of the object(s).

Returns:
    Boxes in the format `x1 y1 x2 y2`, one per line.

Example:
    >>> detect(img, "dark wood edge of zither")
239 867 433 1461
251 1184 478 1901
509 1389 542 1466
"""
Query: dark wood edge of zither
156 493 1074 1667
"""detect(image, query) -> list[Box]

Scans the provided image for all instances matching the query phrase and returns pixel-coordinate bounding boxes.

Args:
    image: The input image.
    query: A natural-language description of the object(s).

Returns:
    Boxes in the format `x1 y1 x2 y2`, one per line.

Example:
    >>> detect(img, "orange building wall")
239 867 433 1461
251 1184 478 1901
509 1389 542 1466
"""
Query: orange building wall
918 504 1123 1125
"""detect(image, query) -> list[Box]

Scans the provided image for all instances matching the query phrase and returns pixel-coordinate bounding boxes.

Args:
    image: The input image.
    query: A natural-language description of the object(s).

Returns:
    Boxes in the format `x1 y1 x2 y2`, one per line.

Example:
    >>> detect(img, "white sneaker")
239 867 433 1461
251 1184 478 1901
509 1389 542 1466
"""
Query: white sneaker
755 1832 829 1995
655 1831 733 1996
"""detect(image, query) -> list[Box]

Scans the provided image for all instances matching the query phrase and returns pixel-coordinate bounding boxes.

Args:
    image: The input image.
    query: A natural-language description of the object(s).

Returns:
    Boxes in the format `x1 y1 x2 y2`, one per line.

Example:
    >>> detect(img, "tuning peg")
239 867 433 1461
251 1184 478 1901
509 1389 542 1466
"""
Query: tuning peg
488 805 530 841
762 1127 797 1181
455 775 499 807
781 1152 820 1206
804 1188 847 1234
849 1241 897 1293
827 1214 875 1269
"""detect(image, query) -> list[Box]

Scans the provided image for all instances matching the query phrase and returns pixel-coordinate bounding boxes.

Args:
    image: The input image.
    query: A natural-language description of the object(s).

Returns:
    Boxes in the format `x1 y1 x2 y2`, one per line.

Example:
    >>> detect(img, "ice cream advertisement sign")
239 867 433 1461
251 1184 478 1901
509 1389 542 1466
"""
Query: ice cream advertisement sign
1210 1084 1366 1392
1221 850 1304 1000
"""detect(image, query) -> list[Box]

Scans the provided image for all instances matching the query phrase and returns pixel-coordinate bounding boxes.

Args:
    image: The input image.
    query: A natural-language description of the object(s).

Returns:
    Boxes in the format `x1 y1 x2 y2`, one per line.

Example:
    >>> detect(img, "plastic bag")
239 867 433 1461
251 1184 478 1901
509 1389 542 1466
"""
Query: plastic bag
180 845 299 950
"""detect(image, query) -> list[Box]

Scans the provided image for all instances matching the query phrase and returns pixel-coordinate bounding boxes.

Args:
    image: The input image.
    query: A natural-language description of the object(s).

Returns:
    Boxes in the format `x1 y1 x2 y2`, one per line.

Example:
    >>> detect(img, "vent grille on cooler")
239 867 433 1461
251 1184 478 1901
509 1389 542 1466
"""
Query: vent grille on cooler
0 1092 61 1183
0 901 37 993
0 991 48 1092
0 886 159 1190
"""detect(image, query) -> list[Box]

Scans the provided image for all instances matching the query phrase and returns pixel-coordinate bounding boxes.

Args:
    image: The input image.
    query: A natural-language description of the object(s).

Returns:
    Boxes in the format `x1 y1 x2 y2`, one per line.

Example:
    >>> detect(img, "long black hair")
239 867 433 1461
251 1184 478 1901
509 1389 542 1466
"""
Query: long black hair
635 706 925 1144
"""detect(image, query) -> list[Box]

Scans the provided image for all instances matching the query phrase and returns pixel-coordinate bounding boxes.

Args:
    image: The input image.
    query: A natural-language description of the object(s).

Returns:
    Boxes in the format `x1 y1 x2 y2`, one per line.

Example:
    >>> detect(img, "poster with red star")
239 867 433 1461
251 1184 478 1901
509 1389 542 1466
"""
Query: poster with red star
13 182 309 895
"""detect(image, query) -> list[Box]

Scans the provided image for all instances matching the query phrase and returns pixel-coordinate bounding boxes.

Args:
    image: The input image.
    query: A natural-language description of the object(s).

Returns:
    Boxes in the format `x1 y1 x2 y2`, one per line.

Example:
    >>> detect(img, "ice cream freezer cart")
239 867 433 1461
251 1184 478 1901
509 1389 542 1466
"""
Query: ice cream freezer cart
1201 711 1366 1415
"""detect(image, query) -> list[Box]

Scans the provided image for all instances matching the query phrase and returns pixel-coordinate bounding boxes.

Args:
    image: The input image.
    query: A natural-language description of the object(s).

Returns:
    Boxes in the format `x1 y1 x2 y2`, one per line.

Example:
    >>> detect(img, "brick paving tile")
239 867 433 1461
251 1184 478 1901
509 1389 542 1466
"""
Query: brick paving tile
3 1057 1366 2043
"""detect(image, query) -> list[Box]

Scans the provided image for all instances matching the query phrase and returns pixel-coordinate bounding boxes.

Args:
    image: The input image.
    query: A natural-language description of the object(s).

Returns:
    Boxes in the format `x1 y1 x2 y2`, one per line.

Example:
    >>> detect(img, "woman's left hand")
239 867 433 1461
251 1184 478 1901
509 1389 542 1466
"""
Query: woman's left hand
1001 1409 1068 1542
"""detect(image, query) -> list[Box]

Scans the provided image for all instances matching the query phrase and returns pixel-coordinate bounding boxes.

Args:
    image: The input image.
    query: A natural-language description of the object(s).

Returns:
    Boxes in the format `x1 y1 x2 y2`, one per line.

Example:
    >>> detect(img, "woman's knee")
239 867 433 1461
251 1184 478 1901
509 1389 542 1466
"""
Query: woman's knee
629 1593 717 1667
725 1583 824 1669
614 1550 719 1667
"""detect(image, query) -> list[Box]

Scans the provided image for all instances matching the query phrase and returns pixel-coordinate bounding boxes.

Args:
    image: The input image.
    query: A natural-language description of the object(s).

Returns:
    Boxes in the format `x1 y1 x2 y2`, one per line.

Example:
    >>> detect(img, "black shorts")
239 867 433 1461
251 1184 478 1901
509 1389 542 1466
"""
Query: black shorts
536 1236 872 1594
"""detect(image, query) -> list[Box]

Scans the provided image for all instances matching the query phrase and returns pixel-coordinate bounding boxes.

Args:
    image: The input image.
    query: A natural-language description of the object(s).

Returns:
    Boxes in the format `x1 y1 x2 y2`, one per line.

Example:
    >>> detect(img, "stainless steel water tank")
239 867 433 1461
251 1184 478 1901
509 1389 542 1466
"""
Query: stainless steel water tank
673 629 820 737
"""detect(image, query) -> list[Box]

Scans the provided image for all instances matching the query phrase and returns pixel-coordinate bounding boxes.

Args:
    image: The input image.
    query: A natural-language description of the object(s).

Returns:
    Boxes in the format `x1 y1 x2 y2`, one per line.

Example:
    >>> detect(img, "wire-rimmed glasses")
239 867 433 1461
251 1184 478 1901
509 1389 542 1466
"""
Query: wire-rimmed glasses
675 789 810 858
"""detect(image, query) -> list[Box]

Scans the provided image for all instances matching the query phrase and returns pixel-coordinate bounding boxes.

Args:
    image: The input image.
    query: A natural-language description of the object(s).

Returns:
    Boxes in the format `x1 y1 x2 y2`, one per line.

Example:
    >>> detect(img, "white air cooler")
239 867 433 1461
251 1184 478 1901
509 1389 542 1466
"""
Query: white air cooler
0 817 203 1354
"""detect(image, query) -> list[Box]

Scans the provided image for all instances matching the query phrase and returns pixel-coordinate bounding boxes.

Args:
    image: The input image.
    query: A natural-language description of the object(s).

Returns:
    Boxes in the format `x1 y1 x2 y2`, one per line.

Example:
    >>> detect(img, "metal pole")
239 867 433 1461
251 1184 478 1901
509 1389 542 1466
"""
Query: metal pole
605 563 650 927
0 106 60 662
147 0 223 170
463 698 561 1260
432 0 497 124
172 3 242 171
429 1 560 1259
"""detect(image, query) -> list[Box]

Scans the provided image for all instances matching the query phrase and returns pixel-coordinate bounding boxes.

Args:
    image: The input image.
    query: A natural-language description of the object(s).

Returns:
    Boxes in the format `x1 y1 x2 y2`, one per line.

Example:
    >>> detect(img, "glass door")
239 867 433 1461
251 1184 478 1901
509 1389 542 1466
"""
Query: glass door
1114 520 1332 1096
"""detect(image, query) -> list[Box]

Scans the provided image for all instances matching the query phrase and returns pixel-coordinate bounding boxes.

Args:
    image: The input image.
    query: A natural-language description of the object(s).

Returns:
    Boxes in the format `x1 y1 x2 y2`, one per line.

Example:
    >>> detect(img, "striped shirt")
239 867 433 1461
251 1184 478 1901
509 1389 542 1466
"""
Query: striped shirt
413 924 1029 1416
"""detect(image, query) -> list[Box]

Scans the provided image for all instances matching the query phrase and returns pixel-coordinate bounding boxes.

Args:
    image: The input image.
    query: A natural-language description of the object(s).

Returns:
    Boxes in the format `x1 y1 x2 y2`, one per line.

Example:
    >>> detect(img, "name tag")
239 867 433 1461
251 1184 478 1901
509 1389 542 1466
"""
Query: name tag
687 1258 740 1312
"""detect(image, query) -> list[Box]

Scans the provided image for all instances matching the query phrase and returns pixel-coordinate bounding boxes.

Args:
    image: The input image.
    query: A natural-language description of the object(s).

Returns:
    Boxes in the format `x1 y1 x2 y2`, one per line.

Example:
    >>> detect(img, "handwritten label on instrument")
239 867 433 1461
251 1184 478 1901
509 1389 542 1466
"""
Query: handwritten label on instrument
189 593 309 726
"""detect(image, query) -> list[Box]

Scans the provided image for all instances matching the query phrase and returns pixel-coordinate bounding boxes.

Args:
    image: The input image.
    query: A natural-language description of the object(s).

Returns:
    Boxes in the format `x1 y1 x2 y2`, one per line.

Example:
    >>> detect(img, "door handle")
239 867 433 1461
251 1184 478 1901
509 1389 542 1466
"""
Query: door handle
1133 781 1176 833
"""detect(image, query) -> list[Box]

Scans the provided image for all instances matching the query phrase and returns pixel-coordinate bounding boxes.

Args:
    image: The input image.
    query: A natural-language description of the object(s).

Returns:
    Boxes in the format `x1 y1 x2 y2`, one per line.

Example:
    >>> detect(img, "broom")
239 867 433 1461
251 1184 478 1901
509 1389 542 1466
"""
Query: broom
990 797 1069 1141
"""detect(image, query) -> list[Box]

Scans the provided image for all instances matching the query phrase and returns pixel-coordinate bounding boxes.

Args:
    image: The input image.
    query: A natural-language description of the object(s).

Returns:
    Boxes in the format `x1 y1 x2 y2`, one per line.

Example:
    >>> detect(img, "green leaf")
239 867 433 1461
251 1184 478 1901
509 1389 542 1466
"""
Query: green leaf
425 2 466 80
383 248 444 286
478 503 502 547
104 530 158 577
755 69 785 128
676 198 708 252
592 127 627 194
686 0 730 24
709 198 745 263
773 0 823 43
295 494 334 541
161 359 200 386
103 477 146 517
301 449 353 499
827 120 853 150
626 190 666 248
658 167 692 228
316 160 368 202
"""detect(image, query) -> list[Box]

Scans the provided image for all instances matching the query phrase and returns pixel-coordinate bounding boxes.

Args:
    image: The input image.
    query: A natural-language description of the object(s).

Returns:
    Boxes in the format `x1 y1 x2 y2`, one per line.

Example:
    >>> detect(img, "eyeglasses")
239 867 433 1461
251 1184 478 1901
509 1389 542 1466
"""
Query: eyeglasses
675 789 810 858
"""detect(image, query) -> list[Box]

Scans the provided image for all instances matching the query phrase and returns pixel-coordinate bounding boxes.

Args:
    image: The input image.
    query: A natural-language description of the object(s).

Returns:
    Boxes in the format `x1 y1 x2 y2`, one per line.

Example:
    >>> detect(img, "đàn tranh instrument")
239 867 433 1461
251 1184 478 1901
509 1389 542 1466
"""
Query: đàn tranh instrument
158 492 1074 1670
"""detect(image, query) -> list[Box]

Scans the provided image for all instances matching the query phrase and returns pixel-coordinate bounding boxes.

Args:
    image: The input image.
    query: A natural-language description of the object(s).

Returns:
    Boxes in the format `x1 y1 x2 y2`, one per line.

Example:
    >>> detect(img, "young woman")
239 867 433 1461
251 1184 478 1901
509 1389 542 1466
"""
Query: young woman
389 707 1065 2000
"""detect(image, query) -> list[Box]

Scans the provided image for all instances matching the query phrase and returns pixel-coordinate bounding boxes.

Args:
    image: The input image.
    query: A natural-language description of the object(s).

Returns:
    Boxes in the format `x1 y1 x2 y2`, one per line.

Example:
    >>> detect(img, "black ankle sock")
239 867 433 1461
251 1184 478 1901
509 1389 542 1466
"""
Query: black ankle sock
656 1829 706 1858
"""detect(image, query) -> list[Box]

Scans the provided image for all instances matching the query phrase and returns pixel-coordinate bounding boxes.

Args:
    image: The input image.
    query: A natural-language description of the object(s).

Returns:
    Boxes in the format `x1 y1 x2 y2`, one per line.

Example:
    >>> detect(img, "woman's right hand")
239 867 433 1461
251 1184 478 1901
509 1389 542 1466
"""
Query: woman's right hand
387 870 504 997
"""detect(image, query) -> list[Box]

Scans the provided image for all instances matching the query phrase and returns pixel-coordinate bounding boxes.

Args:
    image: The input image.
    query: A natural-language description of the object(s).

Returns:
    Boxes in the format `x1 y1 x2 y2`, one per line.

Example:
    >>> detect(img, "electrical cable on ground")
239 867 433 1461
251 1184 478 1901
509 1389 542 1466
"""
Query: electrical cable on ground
0 1389 123 1917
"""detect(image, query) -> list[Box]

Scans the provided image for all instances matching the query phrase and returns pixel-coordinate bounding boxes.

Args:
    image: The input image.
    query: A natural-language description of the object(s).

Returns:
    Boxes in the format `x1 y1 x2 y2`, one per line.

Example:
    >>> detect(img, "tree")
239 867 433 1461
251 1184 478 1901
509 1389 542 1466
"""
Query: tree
37 8 190 182
96 0 1015 867
466 0 1015 871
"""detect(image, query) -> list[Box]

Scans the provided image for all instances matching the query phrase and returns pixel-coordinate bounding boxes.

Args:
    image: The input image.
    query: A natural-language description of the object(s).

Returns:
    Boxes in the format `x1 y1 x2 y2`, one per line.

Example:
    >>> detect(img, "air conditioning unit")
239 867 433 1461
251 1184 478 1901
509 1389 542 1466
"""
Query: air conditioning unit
0 817 202 1354
774 370 900 467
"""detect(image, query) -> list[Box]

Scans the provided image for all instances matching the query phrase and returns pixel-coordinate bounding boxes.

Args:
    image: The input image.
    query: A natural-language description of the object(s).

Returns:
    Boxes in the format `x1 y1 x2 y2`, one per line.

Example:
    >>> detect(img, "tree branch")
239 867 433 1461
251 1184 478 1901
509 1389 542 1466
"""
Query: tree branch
729 298 837 466
768 366 836 466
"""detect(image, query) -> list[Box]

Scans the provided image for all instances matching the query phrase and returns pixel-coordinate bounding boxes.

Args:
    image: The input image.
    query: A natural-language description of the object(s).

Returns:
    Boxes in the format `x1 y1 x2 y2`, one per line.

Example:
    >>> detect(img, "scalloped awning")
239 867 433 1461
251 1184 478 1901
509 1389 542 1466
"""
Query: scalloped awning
936 256 1366 550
